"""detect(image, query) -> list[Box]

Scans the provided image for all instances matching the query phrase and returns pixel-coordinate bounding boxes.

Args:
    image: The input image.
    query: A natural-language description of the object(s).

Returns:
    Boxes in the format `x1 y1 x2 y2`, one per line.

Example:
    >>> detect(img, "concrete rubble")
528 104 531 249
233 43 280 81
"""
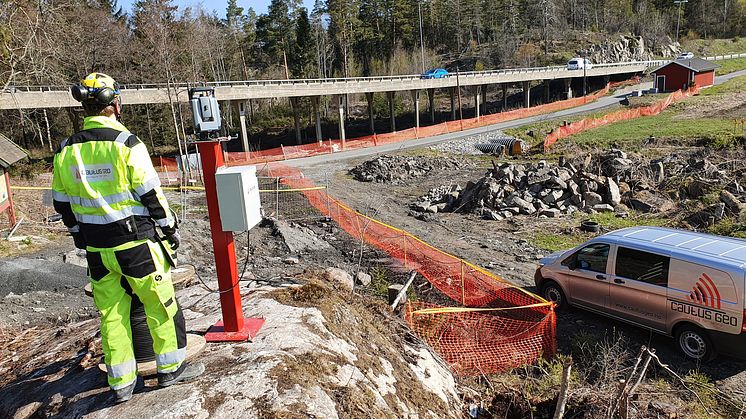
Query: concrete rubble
349 155 468 184
409 149 746 227
410 155 630 220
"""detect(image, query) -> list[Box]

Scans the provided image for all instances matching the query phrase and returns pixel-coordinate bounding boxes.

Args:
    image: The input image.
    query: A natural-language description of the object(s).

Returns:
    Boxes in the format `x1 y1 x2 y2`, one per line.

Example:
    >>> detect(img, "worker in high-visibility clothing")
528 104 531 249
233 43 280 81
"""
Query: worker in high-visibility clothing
52 73 204 403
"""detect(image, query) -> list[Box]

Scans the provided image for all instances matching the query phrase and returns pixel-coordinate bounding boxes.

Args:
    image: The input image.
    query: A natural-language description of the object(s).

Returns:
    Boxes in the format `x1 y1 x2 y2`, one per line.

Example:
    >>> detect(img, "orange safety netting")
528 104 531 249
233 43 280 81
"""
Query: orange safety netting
264 163 556 375
543 85 699 151
214 79 637 168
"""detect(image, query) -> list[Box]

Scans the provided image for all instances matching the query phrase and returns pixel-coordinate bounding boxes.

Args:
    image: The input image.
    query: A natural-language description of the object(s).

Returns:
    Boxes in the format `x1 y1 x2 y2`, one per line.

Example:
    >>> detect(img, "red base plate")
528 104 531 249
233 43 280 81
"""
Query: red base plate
204 318 265 342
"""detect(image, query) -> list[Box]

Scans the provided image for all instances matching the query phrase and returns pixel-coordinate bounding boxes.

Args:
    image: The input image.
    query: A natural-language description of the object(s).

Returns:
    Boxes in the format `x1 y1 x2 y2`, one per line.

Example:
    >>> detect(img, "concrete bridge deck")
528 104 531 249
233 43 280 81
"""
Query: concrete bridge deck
0 60 665 110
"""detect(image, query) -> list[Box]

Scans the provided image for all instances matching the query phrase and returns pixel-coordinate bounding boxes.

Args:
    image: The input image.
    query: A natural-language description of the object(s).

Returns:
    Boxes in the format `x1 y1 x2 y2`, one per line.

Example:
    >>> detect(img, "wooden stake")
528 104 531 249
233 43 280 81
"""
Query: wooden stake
391 271 417 310
553 358 573 419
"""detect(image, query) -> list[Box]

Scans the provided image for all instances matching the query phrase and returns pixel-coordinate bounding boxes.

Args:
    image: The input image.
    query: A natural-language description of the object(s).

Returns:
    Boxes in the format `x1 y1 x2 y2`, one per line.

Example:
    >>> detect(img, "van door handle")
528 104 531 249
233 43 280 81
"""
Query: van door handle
596 274 606 280
614 278 625 284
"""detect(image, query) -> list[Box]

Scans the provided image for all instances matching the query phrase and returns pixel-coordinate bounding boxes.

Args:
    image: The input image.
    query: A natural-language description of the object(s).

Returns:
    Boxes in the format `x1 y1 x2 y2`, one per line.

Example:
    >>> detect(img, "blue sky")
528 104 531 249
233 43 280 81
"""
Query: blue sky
118 0 317 17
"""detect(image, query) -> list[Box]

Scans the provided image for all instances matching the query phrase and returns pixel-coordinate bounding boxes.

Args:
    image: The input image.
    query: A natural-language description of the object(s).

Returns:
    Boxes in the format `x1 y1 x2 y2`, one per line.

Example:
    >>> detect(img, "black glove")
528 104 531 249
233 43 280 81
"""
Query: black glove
165 230 180 251
72 232 87 250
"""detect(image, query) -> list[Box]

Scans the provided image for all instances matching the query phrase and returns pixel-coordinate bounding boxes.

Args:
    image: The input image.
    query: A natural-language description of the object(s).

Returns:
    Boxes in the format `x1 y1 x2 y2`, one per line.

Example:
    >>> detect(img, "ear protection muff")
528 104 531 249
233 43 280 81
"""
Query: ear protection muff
70 83 120 106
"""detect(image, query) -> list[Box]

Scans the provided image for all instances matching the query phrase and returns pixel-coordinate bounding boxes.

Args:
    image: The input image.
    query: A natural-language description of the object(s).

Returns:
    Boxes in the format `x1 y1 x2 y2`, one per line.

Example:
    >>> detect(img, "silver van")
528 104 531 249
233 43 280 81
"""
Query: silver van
535 226 746 360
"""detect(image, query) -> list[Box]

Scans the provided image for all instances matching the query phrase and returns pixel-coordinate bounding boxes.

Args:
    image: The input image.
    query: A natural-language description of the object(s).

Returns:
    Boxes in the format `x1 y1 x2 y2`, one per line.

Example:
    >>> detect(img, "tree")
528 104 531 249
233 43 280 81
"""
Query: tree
291 8 316 78
255 0 294 77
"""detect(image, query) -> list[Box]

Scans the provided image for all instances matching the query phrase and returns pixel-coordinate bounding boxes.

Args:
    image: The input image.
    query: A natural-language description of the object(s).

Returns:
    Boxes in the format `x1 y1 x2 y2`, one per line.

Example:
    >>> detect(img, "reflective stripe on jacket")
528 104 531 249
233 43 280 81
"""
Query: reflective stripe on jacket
52 116 174 247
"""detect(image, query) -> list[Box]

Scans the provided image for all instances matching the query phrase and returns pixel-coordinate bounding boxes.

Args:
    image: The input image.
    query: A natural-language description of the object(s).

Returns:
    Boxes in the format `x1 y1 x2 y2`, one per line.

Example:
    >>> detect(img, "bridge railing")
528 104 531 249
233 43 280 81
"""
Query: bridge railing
0 56 736 93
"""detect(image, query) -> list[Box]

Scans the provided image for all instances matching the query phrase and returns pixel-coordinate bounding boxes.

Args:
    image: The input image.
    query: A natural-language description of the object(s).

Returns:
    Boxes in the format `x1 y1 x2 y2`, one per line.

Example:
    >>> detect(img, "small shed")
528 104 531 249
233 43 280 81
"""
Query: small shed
652 58 719 93
0 133 29 225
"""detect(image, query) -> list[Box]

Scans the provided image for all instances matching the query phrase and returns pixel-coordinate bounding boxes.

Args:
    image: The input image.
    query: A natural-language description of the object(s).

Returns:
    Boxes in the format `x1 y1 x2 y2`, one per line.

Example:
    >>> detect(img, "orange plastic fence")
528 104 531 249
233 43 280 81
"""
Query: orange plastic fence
214 81 632 168
264 163 556 375
543 85 699 151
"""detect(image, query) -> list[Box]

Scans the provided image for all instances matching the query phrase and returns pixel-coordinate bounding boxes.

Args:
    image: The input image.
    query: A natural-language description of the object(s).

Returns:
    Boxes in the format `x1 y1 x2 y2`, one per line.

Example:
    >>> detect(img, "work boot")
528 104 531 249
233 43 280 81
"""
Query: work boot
114 381 136 404
157 362 205 387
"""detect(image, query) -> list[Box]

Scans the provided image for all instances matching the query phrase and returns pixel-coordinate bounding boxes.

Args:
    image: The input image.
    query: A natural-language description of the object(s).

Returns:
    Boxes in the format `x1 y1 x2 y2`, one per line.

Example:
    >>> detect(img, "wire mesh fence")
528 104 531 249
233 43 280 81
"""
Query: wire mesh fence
257 176 329 222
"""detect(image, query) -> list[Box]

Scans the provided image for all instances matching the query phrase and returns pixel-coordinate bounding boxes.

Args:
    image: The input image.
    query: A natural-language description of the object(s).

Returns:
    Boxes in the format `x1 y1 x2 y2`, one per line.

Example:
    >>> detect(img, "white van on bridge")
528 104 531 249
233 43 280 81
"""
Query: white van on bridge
535 226 746 361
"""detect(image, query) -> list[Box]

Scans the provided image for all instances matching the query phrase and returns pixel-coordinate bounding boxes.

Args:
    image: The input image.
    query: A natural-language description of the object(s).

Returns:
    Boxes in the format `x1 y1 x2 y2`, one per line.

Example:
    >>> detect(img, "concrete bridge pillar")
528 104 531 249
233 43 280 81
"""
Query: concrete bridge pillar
564 79 573 99
290 97 302 144
387 91 396 132
427 89 435 123
543 80 551 103
501 84 508 110
312 96 322 143
450 88 456 120
522 82 531 108
412 90 420 129
474 87 481 120
238 100 250 153
481 86 488 114
365 92 375 134
337 95 346 147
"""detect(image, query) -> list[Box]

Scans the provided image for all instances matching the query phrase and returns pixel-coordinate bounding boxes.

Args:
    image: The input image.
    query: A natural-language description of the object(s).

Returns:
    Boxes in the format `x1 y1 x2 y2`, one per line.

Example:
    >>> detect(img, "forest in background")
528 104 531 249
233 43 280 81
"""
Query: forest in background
1 0 745 155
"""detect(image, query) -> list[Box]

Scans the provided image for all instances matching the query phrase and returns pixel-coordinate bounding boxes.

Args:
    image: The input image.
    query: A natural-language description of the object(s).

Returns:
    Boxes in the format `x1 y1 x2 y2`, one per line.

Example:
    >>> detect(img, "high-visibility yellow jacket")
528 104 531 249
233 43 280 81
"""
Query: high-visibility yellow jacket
52 115 174 248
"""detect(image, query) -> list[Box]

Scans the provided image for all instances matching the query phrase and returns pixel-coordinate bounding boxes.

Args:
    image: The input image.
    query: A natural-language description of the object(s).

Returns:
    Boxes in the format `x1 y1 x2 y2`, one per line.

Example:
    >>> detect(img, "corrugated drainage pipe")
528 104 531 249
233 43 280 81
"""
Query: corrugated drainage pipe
475 137 527 156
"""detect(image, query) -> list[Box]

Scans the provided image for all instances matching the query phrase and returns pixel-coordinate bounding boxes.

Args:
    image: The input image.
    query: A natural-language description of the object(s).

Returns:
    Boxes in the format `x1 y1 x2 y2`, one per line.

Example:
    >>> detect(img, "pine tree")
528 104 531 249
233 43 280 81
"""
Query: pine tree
291 8 316 78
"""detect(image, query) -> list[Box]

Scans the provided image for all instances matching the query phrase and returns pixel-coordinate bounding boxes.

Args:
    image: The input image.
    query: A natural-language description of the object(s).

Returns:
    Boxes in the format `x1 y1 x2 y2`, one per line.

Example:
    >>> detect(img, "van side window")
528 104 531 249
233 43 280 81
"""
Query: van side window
562 243 609 273
615 247 670 286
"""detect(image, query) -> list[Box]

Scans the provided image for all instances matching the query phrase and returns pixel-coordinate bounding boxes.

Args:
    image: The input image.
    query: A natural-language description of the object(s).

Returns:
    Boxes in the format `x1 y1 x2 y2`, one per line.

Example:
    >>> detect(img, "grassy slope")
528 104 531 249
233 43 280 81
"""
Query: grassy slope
536 74 746 151
681 37 746 56
715 57 746 75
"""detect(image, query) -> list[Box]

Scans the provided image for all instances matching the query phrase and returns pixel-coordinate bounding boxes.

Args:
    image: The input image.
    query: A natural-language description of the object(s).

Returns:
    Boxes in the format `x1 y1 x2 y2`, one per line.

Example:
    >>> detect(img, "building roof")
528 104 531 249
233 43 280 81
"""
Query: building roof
653 57 719 73
0 133 28 169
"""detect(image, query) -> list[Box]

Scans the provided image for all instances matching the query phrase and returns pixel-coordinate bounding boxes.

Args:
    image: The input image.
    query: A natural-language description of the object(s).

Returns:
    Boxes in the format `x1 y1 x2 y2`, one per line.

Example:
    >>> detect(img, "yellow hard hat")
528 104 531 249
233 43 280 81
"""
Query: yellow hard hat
71 72 121 105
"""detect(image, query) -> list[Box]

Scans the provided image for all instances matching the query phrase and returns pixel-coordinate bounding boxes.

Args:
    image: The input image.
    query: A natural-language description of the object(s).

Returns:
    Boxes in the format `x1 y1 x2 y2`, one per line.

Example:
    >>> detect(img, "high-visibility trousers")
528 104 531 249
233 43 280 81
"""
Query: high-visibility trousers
86 238 186 390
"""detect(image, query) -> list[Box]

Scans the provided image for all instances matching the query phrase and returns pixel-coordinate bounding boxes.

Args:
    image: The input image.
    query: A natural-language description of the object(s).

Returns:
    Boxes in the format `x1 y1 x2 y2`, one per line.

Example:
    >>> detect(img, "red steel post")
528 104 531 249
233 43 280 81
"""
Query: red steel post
198 140 264 342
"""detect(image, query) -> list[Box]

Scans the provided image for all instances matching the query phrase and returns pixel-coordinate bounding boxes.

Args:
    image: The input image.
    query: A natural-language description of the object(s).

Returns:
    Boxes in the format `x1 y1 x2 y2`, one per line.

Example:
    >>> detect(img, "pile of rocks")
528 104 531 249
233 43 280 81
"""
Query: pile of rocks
350 155 464 184
429 131 506 155
411 159 625 220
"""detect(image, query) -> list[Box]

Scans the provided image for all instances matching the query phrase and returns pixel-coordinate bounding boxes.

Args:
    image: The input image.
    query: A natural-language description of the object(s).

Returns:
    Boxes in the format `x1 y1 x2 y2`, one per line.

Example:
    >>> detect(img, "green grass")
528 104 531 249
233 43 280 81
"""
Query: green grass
701 73 746 95
681 37 746 56
530 212 670 251
567 111 741 150
715 57 746 75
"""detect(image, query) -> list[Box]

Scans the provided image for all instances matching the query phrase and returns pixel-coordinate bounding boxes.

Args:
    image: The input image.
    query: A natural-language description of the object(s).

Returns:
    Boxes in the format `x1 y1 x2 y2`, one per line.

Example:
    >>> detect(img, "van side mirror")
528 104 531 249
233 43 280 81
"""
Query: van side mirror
568 260 578 270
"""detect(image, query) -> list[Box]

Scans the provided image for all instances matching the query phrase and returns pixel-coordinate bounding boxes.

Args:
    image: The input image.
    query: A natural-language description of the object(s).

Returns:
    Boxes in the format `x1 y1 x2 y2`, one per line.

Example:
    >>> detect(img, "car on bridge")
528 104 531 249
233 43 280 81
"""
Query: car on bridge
567 58 592 70
677 52 695 60
420 68 449 79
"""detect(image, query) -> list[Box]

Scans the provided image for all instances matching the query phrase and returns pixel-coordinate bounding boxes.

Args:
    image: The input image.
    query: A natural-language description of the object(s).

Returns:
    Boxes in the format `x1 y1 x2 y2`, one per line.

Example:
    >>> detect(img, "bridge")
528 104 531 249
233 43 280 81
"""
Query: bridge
1 60 669 110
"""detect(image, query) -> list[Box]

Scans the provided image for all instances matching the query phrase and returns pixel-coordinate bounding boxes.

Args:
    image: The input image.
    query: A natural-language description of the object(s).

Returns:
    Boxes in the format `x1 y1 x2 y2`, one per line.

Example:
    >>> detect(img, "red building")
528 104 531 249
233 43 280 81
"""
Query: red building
652 58 718 92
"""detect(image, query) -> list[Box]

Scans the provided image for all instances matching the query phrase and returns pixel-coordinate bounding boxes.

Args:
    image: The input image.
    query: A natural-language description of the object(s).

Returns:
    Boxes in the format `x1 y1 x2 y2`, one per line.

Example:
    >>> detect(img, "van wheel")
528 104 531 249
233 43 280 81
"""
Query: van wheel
675 325 714 361
542 281 567 310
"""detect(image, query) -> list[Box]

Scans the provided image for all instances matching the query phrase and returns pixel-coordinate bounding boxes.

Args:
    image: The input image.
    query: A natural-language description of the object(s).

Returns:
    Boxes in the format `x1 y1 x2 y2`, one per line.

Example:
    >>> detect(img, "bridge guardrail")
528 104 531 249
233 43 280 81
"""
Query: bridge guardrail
1 55 739 93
